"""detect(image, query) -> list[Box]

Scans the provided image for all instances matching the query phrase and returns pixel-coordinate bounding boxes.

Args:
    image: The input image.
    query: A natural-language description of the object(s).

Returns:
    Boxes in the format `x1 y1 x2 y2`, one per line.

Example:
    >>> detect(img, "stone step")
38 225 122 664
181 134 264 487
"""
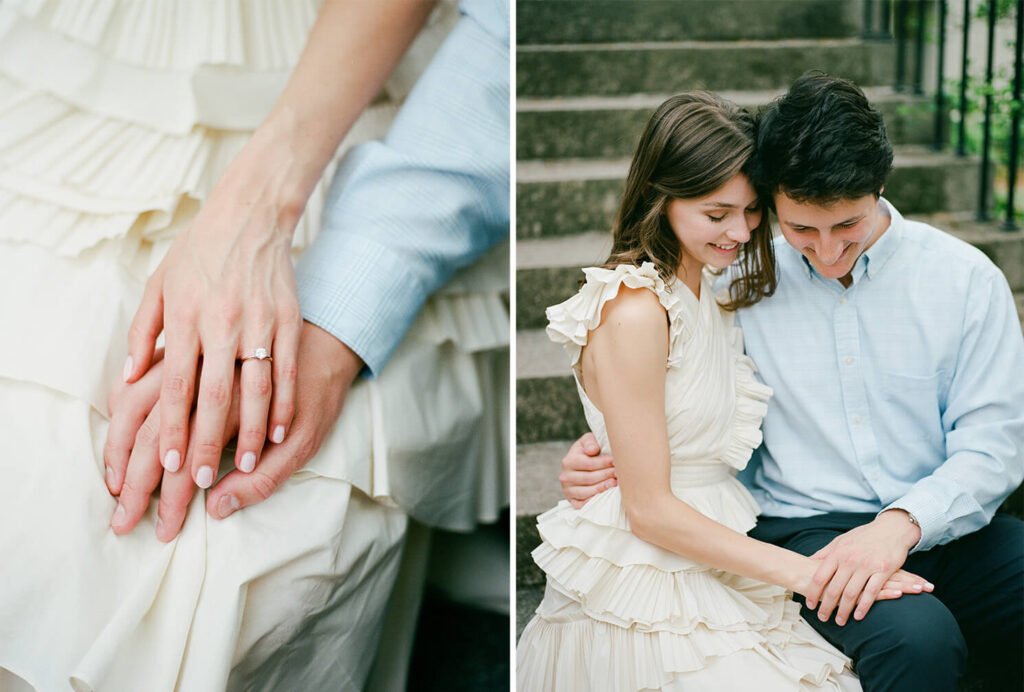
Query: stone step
517 0 864 45
516 222 1024 331
517 88 939 160
516 147 990 240
517 38 895 98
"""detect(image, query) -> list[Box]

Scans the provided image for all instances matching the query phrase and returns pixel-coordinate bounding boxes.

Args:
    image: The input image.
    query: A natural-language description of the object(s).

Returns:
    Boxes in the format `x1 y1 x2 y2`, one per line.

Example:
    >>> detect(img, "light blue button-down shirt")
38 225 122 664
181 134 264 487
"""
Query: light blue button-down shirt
735 198 1024 551
295 0 509 376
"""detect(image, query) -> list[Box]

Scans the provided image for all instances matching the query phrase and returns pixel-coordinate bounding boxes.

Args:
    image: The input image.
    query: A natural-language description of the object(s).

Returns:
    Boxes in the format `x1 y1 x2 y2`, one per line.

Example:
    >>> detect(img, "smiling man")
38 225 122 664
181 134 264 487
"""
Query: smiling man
559 72 1024 691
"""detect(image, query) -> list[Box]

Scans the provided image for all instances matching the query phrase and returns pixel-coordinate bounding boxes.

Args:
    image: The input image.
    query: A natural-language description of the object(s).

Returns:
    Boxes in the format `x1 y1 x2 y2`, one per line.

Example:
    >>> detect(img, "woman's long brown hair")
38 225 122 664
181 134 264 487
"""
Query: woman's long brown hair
603 92 776 310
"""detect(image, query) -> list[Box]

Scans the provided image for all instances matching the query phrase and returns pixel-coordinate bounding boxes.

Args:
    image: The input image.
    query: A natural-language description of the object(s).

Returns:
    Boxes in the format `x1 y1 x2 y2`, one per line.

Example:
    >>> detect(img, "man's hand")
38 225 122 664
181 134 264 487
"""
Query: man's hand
804 510 930 626
105 353 243 540
105 321 362 540
560 432 616 509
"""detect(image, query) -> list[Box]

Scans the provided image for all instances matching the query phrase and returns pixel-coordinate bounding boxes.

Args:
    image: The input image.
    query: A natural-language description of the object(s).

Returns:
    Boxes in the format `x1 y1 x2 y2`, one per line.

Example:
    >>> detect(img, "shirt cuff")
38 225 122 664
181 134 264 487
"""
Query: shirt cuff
883 487 948 552
295 231 432 377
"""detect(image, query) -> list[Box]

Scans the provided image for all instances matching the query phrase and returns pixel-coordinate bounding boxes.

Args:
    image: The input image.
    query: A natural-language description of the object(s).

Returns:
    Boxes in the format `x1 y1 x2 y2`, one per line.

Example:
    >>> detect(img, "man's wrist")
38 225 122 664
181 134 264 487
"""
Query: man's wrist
879 508 922 550
301 320 364 387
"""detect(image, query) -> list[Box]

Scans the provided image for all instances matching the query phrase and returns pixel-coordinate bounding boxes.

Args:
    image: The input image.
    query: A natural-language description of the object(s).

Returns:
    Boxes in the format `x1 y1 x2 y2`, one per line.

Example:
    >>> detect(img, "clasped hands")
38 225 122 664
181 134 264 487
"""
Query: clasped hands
103 153 362 542
561 433 934 627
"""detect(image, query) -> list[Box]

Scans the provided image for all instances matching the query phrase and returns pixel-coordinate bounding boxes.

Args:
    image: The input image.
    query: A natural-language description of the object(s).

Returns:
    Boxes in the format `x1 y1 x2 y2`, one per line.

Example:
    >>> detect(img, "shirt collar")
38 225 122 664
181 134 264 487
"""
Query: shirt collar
794 196 902 284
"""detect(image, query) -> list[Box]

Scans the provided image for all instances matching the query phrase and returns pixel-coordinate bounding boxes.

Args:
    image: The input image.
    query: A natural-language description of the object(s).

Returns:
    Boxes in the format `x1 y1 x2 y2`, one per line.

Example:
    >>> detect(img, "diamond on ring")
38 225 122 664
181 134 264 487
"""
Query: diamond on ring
242 348 273 363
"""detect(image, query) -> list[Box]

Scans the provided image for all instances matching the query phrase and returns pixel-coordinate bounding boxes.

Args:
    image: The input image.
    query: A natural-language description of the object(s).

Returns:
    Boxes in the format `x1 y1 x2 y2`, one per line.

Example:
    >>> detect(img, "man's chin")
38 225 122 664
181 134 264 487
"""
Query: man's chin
808 258 854 280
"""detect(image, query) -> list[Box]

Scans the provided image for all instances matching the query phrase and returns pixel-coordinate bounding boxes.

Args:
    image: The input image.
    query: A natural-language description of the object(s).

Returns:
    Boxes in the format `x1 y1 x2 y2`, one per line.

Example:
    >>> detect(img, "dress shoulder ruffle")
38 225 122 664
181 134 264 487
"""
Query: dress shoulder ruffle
545 262 690 370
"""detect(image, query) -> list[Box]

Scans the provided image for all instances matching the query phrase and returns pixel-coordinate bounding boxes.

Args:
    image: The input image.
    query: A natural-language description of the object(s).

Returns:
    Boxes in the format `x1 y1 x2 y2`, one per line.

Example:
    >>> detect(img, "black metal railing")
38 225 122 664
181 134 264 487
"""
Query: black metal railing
889 0 1022 229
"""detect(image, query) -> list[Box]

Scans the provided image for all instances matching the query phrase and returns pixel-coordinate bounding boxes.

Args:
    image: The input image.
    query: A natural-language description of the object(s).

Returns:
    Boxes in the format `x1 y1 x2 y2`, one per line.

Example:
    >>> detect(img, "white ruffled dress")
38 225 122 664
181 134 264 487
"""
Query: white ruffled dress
0 1 508 690
516 263 859 691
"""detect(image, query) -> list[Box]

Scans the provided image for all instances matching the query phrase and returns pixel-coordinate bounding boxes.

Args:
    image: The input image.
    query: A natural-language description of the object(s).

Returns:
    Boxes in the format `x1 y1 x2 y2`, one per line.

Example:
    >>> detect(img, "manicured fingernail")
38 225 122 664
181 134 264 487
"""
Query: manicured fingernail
240 452 256 473
854 610 864 620
271 426 285 444
196 466 214 488
105 465 114 488
912 584 922 591
217 493 241 518
111 504 126 528
122 355 133 382
836 617 846 626
818 612 828 621
155 517 165 540
925 582 934 590
163 450 181 472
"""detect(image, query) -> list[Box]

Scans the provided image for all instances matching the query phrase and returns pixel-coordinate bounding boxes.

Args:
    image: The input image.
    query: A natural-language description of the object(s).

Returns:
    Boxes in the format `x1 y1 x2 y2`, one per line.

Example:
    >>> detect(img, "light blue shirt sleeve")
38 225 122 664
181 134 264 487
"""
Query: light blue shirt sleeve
295 0 510 376
884 264 1024 550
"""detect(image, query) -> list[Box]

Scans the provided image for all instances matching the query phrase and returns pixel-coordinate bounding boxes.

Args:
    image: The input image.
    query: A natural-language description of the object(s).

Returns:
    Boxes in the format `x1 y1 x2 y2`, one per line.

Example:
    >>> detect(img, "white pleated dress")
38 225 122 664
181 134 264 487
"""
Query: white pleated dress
516 263 859 691
0 2 508 691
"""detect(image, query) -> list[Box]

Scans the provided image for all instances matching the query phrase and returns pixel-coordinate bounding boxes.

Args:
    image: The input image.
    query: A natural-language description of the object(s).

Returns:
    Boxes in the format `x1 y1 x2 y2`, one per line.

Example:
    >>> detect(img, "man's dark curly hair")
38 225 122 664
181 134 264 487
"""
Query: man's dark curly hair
750 71 894 207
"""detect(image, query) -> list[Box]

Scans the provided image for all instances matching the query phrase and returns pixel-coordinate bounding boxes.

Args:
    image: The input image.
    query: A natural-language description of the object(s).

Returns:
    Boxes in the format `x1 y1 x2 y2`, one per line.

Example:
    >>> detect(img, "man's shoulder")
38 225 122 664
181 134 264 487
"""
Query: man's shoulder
897 216 1005 284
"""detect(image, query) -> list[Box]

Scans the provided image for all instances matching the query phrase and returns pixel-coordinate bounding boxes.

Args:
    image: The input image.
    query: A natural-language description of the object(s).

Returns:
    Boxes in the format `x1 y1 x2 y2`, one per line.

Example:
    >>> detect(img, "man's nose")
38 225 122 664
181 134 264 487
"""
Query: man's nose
817 232 845 265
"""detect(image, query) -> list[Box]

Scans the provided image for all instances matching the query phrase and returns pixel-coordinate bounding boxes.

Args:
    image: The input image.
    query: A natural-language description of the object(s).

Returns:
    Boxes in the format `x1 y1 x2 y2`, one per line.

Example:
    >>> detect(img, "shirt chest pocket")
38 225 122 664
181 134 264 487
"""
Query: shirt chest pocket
878 370 947 453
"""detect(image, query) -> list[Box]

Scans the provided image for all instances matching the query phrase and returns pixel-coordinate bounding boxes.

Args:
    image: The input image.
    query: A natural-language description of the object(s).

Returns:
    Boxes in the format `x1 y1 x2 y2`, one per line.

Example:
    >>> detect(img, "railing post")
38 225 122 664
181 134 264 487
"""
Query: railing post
882 0 894 37
957 0 970 156
914 0 928 94
977 0 997 220
896 0 911 91
1002 0 1023 230
934 0 948 150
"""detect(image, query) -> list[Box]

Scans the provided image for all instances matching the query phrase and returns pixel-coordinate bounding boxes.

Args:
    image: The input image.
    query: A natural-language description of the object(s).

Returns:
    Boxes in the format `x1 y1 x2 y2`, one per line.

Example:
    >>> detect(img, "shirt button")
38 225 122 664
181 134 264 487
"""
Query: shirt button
839 296 847 304
870 472 879 481
854 415 863 424
845 357 855 365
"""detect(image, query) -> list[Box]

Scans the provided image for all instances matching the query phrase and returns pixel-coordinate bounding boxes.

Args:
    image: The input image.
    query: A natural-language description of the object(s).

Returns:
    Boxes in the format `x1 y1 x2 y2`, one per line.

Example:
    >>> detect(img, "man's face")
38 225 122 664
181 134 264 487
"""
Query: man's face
773 192 890 286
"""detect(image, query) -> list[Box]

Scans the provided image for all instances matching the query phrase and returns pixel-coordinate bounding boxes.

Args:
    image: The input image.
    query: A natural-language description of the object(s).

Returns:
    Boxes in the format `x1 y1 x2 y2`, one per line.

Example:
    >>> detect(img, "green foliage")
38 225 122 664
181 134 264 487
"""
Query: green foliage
947 65 1023 221
974 0 1016 22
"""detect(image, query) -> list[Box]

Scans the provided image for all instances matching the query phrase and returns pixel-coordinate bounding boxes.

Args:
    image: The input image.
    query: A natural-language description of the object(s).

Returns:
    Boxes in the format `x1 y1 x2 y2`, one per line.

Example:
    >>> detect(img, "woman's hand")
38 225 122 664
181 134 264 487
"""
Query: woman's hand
118 0 434 492
123 143 303 492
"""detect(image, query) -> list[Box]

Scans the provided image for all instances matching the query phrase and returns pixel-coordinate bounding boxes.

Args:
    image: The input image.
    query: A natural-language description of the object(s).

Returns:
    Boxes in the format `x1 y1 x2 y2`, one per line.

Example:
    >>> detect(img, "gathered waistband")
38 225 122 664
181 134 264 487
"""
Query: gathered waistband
669 462 734 487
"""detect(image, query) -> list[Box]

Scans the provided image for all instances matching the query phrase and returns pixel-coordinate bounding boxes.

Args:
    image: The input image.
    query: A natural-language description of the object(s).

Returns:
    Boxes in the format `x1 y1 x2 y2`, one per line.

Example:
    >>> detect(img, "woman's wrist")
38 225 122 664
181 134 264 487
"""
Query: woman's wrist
776 553 818 596
216 113 326 239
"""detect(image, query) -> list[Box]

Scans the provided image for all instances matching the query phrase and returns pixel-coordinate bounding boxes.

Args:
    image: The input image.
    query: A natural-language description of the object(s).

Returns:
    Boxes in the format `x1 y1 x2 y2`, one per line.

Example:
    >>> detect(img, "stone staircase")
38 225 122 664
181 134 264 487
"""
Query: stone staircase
515 0 1024 638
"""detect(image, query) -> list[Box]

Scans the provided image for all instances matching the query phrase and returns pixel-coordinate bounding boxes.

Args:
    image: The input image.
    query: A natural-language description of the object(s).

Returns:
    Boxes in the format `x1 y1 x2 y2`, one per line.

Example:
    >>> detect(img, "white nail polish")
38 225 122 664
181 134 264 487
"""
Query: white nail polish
271 426 285 444
196 466 214 488
218 493 240 518
111 504 125 527
163 450 181 472
122 355 133 382
105 465 114 486
240 452 256 473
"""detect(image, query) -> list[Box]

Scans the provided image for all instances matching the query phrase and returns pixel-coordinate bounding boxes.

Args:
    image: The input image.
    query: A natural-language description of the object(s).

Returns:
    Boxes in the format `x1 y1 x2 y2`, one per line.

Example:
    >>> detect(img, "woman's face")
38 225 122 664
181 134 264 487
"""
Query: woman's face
665 172 762 279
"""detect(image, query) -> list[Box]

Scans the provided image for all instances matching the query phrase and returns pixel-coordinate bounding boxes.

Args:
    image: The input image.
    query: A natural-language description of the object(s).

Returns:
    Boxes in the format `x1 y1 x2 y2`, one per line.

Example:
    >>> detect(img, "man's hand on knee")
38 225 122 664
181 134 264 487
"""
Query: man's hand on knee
805 510 931 626
559 432 616 509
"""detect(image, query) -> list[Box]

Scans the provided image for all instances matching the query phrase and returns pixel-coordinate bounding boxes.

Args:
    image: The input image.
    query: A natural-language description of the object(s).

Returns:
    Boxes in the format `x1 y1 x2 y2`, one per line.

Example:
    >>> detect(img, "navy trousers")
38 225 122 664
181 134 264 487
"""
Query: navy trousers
749 512 1024 692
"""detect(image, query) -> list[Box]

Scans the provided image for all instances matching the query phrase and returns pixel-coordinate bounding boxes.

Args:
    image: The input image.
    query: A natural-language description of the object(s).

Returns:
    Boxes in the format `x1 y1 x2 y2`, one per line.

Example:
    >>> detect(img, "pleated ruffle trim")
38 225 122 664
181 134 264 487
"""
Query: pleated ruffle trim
517 596 854 691
545 262 690 370
533 481 769 630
